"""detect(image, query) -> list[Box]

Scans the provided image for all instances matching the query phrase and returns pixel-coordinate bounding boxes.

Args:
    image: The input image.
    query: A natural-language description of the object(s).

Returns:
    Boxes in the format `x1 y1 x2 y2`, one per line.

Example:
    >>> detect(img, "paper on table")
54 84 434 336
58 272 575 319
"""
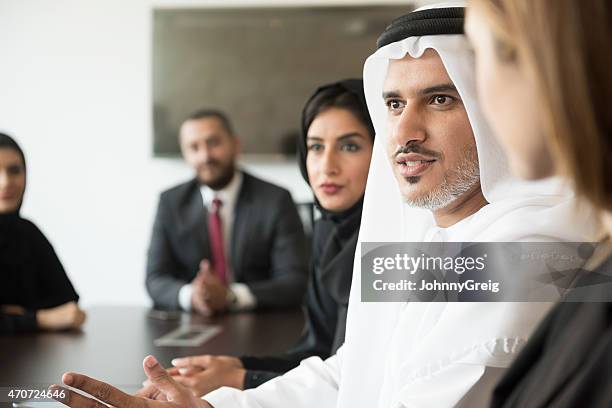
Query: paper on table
154 324 222 347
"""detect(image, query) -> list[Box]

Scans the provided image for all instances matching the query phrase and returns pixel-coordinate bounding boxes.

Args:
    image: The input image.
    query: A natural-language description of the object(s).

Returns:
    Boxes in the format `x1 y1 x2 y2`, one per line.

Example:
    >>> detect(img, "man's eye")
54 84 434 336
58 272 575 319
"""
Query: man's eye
308 144 323 152
385 99 404 112
430 95 455 106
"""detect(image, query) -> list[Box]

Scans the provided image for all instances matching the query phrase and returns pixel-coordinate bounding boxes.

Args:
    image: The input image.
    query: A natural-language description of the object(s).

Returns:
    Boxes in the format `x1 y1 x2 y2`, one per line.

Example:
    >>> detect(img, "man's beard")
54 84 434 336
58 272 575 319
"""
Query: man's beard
405 144 480 211
199 160 236 190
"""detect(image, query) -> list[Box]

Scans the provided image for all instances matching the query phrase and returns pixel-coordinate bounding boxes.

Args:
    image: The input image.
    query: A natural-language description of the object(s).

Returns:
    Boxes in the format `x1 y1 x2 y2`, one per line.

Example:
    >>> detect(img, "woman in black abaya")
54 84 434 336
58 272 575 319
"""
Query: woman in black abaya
0 133 85 334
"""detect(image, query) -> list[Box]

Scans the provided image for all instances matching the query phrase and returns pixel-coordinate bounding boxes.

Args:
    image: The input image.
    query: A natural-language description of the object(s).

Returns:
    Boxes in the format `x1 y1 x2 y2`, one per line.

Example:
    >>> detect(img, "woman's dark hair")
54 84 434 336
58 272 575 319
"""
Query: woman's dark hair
303 85 375 140
0 133 26 169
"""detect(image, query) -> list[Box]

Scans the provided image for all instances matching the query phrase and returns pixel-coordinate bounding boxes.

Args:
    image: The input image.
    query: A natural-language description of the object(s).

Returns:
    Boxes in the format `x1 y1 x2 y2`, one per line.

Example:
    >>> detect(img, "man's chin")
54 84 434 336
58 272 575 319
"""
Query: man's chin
199 170 235 190
200 178 222 188
400 185 439 207
198 174 215 184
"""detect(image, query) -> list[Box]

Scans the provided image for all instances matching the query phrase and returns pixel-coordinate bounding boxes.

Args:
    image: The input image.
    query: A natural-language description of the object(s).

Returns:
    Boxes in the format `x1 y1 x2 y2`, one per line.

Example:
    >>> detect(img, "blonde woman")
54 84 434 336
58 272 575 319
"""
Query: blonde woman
466 1 612 406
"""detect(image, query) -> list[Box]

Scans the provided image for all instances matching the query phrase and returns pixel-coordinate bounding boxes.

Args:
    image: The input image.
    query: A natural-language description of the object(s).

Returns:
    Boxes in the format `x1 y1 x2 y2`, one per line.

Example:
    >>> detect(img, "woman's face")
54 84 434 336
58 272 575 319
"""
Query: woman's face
465 8 556 180
306 107 373 212
0 148 26 213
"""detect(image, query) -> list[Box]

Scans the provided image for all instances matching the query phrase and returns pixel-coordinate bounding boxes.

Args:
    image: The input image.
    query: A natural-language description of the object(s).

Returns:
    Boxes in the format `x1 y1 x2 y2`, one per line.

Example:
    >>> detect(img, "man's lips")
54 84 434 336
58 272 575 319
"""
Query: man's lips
395 153 436 178
0 193 16 200
319 183 343 195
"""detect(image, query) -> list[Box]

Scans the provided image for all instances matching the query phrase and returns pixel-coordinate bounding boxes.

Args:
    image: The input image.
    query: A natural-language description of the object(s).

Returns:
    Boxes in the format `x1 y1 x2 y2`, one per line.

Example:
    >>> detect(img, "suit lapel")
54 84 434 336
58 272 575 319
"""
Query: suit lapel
231 173 252 281
180 180 210 259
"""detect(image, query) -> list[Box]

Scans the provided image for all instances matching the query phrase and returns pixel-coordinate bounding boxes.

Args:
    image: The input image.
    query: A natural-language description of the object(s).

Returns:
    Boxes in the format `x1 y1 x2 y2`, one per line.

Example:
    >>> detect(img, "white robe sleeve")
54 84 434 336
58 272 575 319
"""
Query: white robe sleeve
394 363 505 408
203 350 342 408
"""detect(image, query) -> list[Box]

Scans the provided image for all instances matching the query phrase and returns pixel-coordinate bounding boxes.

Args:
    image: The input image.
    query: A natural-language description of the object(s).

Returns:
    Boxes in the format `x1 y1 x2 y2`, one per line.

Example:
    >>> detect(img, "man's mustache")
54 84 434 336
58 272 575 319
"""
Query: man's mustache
393 144 442 160
197 160 221 170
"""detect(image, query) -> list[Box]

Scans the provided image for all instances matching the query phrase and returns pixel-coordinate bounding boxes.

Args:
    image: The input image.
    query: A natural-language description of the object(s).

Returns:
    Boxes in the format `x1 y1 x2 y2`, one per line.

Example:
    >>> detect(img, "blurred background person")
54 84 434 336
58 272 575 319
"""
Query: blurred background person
146 110 307 315
143 79 374 396
466 0 612 406
0 133 85 334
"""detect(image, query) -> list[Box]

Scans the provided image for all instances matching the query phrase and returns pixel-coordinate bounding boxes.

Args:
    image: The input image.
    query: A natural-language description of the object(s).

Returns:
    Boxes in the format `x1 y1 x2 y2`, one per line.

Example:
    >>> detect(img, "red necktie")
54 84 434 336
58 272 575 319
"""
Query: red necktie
208 198 228 285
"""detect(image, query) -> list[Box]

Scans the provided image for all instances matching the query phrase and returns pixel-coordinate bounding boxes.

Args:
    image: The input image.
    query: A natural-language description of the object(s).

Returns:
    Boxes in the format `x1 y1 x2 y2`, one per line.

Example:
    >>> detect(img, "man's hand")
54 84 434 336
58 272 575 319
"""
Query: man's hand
191 260 228 315
51 355 213 408
172 355 245 397
200 263 228 313
36 302 86 331
140 355 244 398
191 269 212 316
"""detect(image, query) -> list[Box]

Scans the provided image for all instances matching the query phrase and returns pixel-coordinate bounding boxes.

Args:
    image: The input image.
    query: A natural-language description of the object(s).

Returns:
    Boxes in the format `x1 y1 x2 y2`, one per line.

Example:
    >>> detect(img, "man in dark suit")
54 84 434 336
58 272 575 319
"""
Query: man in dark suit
146 109 308 314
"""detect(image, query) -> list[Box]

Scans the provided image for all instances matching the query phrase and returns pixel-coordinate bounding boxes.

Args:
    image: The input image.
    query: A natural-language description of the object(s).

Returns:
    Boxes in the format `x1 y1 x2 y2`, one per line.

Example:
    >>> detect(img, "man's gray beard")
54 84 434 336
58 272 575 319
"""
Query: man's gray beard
405 145 480 211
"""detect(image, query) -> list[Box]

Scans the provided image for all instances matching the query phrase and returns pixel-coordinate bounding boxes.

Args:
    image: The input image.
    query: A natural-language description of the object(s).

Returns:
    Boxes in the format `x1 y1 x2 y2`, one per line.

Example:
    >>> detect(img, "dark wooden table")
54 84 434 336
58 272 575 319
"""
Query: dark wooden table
0 306 303 404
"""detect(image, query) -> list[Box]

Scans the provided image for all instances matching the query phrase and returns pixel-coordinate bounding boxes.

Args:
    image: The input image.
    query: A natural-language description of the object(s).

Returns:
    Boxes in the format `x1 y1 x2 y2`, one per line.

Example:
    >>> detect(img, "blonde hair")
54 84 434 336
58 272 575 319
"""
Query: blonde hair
470 0 612 211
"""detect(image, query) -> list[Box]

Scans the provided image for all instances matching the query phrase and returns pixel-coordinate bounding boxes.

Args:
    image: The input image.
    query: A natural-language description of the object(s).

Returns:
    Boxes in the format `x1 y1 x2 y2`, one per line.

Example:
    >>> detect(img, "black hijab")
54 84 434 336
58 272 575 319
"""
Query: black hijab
0 133 78 333
0 133 28 251
297 79 374 305
0 133 26 222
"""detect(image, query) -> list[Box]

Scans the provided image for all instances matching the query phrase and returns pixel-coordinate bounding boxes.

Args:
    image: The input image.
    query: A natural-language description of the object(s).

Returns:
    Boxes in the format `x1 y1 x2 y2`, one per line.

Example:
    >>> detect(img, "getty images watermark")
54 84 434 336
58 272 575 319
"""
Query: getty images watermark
361 242 612 302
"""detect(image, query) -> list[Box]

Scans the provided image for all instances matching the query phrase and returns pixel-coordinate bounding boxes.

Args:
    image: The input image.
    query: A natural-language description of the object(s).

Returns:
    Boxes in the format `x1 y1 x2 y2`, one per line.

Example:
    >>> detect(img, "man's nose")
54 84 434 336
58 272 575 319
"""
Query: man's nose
390 105 427 147
198 146 211 163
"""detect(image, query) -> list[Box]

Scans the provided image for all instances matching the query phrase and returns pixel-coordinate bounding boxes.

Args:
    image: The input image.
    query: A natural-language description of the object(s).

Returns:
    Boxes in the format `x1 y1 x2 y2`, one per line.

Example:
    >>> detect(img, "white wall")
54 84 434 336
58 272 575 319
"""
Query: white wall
0 0 415 307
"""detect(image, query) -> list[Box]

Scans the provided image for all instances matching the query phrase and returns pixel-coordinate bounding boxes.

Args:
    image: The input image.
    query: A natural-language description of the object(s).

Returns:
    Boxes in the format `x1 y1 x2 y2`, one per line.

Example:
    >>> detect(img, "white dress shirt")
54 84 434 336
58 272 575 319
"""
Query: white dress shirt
178 171 257 311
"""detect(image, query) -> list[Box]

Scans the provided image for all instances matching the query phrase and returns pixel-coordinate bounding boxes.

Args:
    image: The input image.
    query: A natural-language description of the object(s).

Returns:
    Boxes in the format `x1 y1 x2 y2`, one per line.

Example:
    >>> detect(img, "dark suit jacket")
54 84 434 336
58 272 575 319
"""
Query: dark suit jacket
146 171 308 310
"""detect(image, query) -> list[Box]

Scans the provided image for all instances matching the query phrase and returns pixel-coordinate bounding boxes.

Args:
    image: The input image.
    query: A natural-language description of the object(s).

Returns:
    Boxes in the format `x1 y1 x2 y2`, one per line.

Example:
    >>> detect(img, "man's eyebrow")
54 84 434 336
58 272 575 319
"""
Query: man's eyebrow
382 90 401 100
418 83 458 96
382 84 459 100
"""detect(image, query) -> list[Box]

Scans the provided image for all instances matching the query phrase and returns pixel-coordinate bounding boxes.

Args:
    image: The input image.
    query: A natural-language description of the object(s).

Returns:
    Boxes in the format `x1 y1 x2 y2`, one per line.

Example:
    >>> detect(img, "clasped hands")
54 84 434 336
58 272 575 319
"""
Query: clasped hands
191 260 229 315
